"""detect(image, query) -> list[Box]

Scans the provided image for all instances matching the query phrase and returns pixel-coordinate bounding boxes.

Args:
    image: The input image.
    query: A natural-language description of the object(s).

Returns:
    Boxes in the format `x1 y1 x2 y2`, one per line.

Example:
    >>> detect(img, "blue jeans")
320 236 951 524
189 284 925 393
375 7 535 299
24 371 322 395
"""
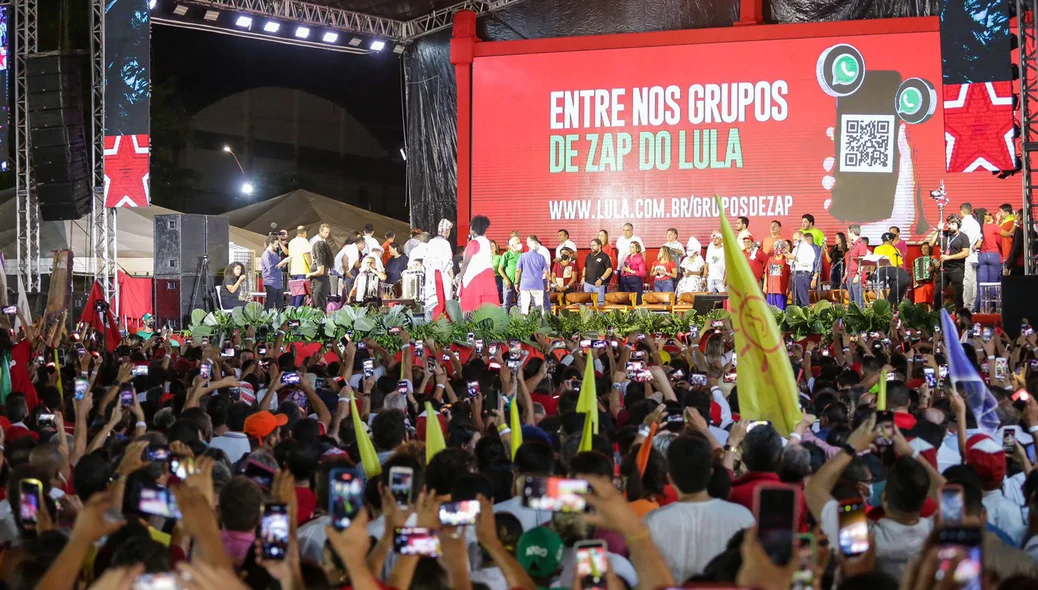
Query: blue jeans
503 285 517 311
848 279 864 308
290 274 306 306
792 272 811 306
654 278 675 292
619 275 643 304
976 251 1002 308
583 282 606 306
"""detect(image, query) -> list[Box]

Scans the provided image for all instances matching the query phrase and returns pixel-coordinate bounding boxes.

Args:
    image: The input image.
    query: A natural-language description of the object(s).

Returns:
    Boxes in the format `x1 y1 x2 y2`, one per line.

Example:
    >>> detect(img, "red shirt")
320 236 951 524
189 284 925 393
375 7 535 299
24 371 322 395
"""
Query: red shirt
765 255 790 295
729 472 808 530
744 249 767 281
295 487 318 526
650 259 677 281
1000 219 1015 261
845 239 870 281
980 222 1002 255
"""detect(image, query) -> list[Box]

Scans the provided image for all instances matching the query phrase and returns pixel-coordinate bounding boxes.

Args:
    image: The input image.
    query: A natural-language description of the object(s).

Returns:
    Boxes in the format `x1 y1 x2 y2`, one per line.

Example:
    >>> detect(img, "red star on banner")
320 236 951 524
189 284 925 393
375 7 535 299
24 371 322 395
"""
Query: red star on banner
943 82 1016 173
104 134 150 207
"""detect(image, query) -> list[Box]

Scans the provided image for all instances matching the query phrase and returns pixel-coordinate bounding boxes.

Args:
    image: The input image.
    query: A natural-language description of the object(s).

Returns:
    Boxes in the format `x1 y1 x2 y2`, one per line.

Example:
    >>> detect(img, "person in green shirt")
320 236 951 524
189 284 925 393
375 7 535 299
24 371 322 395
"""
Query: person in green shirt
490 239 503 304
801 214 827 248
498 237 522 311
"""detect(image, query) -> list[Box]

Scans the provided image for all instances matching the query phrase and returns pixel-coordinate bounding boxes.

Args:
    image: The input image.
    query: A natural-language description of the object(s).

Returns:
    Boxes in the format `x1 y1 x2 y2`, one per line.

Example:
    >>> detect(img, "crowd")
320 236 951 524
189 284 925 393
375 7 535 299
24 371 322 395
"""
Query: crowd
236 202 1031 321
2 290 1038 590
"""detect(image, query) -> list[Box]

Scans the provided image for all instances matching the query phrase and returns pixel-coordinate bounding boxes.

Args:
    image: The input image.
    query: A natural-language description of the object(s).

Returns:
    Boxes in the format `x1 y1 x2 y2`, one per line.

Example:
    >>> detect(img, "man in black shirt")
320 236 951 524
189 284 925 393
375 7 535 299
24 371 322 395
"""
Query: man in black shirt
582 238 613 306
934 215 970 310
308 237 335 310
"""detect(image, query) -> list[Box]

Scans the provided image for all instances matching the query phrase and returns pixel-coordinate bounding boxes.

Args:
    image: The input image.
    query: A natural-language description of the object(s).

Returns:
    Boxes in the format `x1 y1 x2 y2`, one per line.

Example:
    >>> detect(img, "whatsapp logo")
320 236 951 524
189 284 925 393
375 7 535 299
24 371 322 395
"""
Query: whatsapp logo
816 44 865 97
832 55 860 87
895 78 937 125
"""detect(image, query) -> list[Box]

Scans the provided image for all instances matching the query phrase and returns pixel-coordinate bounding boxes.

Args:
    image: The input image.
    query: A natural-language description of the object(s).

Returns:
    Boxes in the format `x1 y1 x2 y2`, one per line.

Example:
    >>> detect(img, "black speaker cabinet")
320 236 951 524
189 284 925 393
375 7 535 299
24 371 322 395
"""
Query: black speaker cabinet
693 294 729 315
154 275 220 330
1001 275 1038 339
153 214 229 277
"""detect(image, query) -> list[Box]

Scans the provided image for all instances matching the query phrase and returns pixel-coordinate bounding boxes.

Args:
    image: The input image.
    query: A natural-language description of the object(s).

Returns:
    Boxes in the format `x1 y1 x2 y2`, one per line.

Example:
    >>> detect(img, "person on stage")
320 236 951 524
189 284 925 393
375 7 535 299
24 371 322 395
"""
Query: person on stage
221 262 249 310
889 226 909 267
662 228 685 258
761 220 783 258
677 248 706 298
458 215 499 313
424 219 455 320
742 235 767 288
515 235 549 314
616 223 645 274
308 236 334 311
765 241 790 310
845 224 869 308
704 232 726 293
873 232 904 269
958 202 982 311
785 232 818 307
651 247 678 292
551 247 578 298
498 237 522 311
826 232 848 290
734 216 751 250
261 236 290 310
800 214 827 248
618 241 647 304
598 229 617 274
582 239 612 306
912 242 937 306
555 229 577 260
929 215 970 310
976 209 1004 309
385 242 409 289
874 233 910 305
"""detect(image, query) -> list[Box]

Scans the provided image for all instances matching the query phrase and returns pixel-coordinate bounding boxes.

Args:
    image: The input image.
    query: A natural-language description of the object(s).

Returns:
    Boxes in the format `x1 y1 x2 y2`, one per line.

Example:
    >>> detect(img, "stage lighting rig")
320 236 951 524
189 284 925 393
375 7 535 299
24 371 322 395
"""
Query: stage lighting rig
263 21 280 32
295 26 310 38
370 39 385 51
235 15 252 28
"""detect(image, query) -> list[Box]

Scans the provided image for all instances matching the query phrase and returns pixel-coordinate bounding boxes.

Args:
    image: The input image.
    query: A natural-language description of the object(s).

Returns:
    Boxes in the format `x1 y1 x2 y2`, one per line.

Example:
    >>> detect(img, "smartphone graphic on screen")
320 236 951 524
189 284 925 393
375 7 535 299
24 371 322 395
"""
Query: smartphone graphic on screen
829 70 903 223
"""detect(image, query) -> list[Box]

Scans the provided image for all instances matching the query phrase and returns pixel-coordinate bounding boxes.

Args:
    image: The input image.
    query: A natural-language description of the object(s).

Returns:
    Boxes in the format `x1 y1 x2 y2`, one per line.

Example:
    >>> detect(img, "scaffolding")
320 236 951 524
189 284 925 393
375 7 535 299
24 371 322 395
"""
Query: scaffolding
14 0 39 292
1020 0 1038 274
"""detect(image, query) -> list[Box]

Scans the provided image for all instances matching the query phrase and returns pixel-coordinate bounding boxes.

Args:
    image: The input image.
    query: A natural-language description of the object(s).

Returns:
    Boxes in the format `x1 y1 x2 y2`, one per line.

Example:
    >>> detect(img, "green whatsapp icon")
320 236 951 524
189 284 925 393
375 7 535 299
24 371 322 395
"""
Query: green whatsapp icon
831 54 860 87
898 88 923 116
895 78 937 125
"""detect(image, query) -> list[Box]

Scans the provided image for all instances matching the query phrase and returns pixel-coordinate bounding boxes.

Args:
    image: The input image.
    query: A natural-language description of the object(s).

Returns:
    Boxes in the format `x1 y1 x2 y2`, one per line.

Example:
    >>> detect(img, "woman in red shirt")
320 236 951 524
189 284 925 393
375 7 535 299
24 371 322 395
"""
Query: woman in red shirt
766 240 791 309
651 246 678 292
619 241 647 304
977 209 1003 308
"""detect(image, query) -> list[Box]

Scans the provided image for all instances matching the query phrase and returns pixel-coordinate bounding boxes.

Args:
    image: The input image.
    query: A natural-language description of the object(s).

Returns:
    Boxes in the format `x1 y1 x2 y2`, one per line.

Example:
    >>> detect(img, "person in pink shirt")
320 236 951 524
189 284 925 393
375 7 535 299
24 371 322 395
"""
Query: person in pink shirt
889 225 909 267
845 224 870 307
619 241 647 304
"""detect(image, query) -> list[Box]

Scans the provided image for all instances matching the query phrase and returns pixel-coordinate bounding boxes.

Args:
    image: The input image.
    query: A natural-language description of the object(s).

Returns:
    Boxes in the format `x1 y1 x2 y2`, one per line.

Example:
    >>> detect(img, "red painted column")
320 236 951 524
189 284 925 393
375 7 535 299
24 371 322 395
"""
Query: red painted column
451 10 479 246
735 0 764 26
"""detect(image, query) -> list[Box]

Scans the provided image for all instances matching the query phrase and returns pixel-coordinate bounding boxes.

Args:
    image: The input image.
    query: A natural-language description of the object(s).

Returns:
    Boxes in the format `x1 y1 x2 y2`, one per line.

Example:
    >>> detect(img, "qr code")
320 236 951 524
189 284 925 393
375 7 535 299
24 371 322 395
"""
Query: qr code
839 114 895 173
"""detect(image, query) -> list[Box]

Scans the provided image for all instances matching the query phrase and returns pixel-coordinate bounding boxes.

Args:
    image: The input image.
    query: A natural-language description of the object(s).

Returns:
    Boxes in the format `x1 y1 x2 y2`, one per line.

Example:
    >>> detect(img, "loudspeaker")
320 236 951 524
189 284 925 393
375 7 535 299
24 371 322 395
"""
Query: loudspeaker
154 276 215 330
27 52 91 221
153 214 229 277
693 294 728 315
1001 275 1038 339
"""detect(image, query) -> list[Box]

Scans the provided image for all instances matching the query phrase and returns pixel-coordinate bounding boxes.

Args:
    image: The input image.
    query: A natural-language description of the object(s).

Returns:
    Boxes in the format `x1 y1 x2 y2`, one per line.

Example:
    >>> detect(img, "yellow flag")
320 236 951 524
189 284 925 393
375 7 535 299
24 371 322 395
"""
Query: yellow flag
877 369 888 411
351 394 382 478
510 395 523 460
578 408 594 452
53 350 63 400
424 401 446 463
716 196 802 436
575 356 598 435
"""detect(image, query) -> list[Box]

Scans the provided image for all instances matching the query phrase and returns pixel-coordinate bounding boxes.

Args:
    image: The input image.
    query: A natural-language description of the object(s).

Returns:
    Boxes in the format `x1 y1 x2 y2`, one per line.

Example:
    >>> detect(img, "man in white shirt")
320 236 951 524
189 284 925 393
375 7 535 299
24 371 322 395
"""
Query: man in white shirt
362 223 381 255
735 216 752 250
308 223 331 248
645 433 755 583
555 229 577 260
615 223 645 271
785 231 818 306
662 228 686 257
209 403 252 463
959 202 982 311
703 232 726 293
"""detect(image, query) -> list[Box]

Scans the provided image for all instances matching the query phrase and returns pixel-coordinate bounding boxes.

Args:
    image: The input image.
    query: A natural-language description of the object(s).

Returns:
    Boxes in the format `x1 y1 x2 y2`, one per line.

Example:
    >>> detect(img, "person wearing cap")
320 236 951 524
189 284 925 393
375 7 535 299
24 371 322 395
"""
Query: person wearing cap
244 410 288 451
965 433 1027 546
516 527 564 589
551 247 578 296
742 234 767 287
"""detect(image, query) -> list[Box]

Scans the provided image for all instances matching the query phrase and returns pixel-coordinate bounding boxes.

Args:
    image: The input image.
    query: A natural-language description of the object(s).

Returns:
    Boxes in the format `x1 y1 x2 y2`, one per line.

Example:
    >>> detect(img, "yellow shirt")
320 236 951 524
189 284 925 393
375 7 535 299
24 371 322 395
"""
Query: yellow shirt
288 237 311 275
874 243 903 268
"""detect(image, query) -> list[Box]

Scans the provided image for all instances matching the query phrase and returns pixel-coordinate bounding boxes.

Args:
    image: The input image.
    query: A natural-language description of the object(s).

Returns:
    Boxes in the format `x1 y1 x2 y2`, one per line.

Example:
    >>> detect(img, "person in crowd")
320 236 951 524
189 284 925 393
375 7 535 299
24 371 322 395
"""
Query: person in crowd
761 220 782 258
308 232 334 311
997 203 1017 261
889 225 908 266
662 228 685 257
424 219 456 319
220 262 248 310
555 229 577 260
499 237 523 311
765 239 790 309
734 216 751 249
490 240 503 303
260 236 290 310
276 228 290 257
618 241 647 304
582 238 612 306
404 227 422 256
676 246 706 298
308 223 331 249
459 215 499 313
515 235 549 314
845 224 869 308
380 230 396 265
287 226 311 306
597 229 617 273
959 202 982 311
616 223 645 274
551 247 578 297
800 213 826 248
742 235 766 287
351 255 386 303
826 231 848 289
361 223 381 255
912 241 937 306
1007 208 1029 275
929 214 970 310
384 242 409 287
977 208 1004 308
786 230 818 306
651 246 678 293
335 234 365 299
704 231 726 293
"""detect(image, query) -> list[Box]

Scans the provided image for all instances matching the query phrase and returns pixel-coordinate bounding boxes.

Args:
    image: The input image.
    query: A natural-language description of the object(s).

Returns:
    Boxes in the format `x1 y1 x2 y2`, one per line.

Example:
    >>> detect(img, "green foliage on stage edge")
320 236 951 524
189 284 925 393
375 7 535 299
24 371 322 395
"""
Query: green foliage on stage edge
184 299 936 352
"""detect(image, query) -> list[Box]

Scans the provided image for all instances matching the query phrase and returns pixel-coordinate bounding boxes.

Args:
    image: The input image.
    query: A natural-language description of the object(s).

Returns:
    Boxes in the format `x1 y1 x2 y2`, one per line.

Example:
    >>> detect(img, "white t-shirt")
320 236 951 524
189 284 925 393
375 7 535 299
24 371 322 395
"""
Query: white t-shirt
662 240 686 257
209 431 251 464
616 235 646 269
705 245 726 281
983 489 1027 547
643 499 755 583
961 215 982 263
556 549 638 588
494 496 553 532
819 499 933 581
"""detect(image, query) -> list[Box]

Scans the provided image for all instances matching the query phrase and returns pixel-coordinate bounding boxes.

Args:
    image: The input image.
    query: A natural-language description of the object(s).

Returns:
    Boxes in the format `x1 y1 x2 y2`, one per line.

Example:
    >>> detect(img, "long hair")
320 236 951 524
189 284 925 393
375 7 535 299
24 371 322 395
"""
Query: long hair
835 232 848 251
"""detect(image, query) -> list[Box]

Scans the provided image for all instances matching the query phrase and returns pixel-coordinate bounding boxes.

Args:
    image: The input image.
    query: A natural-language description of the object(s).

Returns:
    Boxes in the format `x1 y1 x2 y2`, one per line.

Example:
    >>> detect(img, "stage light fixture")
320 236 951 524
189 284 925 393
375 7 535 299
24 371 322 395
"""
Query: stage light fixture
241 182 255 195
399 148 407 161
203 9 219 21
223 146 231 152
263 21 280 33
173 4 188 15
348 37 362 47
235 15 253 28
323 32 339 43
295 26 310 39
370 40 386 51
393 44 405 54
149 0 157 9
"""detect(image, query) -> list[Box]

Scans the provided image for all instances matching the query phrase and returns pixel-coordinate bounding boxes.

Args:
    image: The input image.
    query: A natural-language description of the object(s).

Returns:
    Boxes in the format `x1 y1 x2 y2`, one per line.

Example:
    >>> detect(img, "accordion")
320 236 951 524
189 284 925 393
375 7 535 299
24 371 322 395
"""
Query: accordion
401 269 425 302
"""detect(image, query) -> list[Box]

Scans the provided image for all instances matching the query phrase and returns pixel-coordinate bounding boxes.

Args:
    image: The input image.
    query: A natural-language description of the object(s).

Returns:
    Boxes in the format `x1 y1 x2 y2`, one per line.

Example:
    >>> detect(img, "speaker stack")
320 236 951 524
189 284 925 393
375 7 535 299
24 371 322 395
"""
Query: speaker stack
1001 275 1038 339
153 214 230 329
26 52 91 221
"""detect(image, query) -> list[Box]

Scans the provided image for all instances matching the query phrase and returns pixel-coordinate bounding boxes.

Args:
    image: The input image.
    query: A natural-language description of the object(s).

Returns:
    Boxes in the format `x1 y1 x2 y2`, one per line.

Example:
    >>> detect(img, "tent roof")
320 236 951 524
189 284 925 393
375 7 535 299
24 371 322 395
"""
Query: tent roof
224 189 411 247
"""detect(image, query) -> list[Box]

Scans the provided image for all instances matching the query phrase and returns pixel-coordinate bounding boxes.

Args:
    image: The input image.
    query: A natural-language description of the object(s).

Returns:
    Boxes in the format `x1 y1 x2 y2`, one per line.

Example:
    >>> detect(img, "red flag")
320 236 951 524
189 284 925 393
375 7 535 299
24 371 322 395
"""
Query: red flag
80 281 121 351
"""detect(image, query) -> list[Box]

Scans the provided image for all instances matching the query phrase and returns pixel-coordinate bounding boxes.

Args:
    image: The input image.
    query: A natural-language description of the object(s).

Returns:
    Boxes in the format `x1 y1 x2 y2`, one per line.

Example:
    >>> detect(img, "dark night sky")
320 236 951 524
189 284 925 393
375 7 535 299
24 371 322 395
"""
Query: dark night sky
151 24 405 151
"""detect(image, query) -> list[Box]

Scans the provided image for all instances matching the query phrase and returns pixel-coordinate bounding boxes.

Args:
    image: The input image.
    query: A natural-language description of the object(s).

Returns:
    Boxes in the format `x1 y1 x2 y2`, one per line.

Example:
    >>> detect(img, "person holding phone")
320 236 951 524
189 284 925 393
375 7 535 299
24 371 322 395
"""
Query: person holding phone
220 262 249 310
618 241 647 304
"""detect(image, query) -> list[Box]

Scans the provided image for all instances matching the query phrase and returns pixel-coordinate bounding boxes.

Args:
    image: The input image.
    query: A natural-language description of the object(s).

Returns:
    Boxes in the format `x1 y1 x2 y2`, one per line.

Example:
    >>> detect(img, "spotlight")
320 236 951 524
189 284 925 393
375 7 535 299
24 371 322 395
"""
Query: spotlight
348 37 362 47
203 9 219 21
149 0 157 9
173 4 188 15
263 21 280 33
322 32 339 43
235 15 252 28
295 26 310 39
393 44 405 54
399 148 407 161
370 40 386 51
241 182 255 195
223 146 231 152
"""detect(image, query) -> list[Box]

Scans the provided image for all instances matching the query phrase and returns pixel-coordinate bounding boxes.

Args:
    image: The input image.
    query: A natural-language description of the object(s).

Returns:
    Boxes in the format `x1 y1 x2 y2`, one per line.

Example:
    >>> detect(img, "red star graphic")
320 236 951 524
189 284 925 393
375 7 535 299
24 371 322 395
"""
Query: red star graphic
944 82 1015 172
104 134 150 207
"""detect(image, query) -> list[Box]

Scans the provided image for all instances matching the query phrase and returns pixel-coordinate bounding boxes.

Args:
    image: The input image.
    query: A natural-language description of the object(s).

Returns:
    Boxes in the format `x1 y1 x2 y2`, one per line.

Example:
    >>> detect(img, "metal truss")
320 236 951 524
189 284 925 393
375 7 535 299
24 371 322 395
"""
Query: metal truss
401 0 525 40
90 0 118 308
14 0 39 292
1019 0 1038 274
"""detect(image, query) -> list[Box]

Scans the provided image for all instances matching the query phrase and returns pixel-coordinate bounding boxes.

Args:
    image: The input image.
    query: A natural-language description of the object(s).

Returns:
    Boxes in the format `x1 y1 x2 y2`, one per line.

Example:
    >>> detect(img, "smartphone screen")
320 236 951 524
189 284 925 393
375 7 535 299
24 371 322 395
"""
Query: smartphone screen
132 364 149 376
199 363 212 380
837 500 869 557
393 527 441 557
875 410 894 445
280 371 300 385
260 503 290 560
220 348 235 358
138 486 182 520
723 372 737 383
924 367 936 388
438 500 481 526
330 468 365 530
389 466 414 508
755 486 797 566
120 384 135 407
994 357 1008 380
18 479 42 526
363 359 374 377
521 476 588 512
940 485 964 525
144 446 171 463
575 540 609 590
690 373 707 387
466 381 480 397
1003 429 1016 453
935 527 983 590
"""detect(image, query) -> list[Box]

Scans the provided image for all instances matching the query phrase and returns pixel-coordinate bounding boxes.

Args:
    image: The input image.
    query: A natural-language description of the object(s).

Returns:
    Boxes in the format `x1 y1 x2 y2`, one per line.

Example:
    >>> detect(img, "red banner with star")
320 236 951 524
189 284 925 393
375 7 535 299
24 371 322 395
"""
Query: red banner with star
943 82 1016 173
104 134 150 207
